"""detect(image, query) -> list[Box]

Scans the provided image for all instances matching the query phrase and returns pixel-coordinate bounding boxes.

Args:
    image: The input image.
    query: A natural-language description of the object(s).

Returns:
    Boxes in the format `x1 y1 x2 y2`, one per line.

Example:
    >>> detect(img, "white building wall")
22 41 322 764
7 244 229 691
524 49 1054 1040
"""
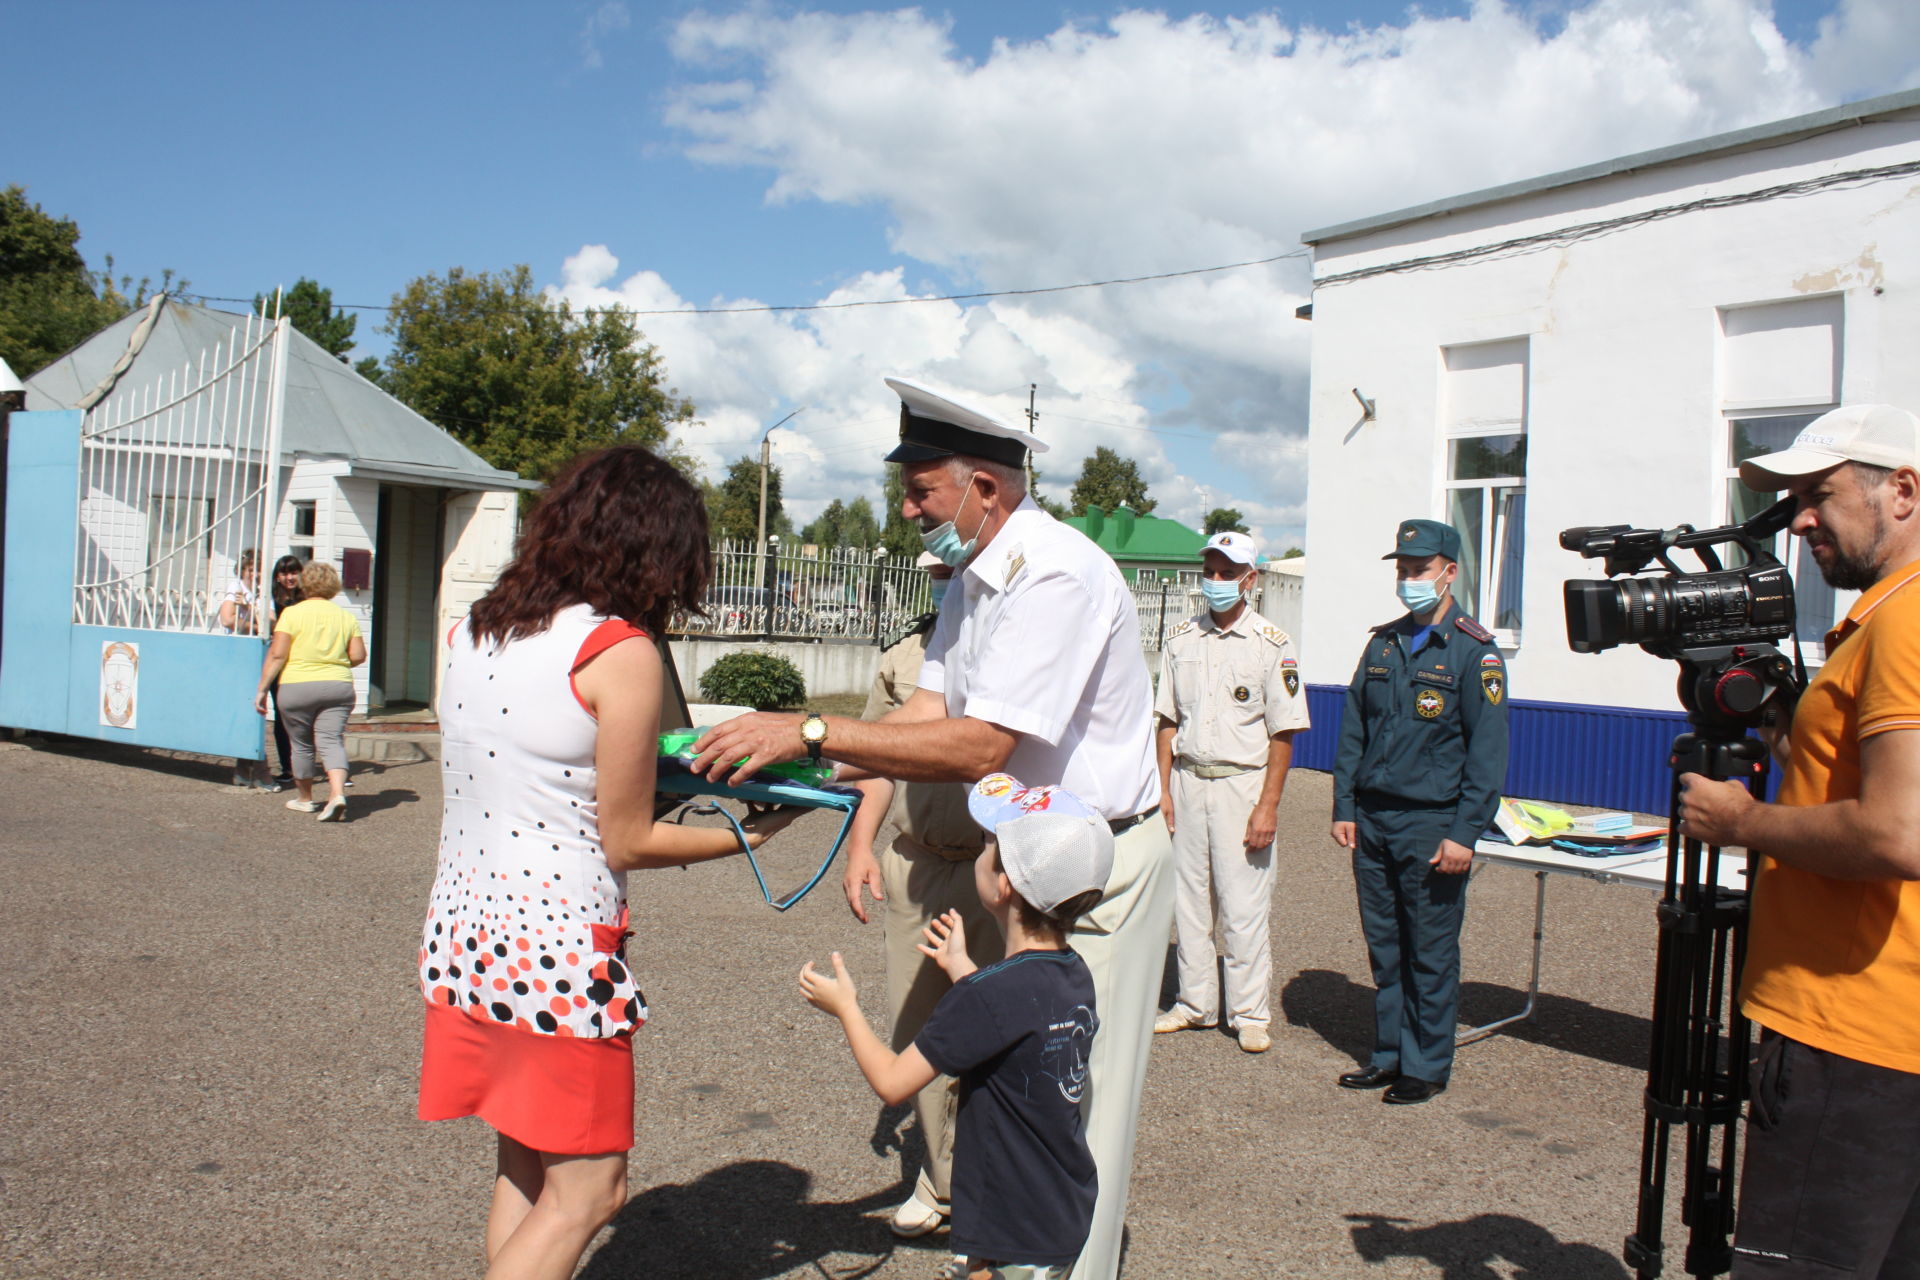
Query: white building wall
1303 106 1920 712
268 459 378 712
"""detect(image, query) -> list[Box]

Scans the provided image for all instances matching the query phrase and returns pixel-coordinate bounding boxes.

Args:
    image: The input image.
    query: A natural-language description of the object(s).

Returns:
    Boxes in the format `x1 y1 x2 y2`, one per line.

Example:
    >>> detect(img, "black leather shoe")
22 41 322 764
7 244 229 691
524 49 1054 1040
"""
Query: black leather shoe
1337 1065 1401 1090
1383 1077 1446 1105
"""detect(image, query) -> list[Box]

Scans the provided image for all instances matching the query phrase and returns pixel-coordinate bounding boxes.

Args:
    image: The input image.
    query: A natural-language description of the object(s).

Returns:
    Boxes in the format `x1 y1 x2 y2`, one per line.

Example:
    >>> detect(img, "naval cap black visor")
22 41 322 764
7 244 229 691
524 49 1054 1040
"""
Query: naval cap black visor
883 404 1030 469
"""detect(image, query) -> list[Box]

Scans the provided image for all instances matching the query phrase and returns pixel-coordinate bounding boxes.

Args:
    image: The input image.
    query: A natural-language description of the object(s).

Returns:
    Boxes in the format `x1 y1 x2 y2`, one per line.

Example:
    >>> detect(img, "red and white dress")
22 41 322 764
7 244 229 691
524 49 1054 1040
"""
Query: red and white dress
417 603 650 1154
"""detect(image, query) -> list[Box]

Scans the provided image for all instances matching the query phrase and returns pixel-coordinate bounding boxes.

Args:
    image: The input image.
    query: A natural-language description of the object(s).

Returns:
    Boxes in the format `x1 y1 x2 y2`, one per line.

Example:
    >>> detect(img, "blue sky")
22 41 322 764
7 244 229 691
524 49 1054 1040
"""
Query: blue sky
4 0 1908 546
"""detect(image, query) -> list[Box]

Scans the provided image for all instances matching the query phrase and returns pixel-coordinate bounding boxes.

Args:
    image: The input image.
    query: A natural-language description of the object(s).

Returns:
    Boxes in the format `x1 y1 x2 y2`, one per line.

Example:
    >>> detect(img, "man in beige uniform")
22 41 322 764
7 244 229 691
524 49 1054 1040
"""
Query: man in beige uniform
841 553 1004 1238
1152 532 1309 1053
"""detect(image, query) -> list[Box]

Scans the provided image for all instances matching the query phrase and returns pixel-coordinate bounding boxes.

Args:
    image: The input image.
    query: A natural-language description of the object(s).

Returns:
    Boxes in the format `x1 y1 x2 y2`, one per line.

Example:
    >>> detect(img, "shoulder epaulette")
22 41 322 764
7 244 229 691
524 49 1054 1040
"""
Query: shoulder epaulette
882 612 937 652
1258 623 1290 648
1166 618 1197 641
1454 615 1495 643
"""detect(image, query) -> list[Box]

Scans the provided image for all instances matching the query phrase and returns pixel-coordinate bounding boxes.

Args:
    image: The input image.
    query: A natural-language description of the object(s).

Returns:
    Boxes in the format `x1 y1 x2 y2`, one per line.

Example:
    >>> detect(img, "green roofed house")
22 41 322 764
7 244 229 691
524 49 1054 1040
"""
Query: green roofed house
1063 504 1207 585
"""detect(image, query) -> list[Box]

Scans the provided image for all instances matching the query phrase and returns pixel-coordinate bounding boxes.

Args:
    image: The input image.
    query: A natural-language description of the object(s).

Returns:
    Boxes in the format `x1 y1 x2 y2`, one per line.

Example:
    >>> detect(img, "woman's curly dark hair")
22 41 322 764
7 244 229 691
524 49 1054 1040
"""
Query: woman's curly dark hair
467 446 710 646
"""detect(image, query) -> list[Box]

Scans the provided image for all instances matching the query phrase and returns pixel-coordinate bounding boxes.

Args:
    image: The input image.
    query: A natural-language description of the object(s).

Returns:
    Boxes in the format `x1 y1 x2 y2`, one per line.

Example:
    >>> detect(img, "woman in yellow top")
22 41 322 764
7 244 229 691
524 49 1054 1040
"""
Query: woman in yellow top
256 561 366 822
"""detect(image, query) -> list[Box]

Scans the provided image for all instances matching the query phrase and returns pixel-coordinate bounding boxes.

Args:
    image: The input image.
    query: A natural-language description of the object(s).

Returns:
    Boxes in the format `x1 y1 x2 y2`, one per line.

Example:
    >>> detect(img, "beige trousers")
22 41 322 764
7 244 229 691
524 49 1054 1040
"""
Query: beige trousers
1067 814 1176 1280
1168 768 1275 1030
882 831 1002 1205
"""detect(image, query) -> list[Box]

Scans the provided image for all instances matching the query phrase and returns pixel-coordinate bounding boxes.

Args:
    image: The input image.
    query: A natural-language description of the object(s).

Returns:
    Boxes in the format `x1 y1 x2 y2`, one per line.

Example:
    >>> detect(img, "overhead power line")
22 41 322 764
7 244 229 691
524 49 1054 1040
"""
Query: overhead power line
187 248 1309 320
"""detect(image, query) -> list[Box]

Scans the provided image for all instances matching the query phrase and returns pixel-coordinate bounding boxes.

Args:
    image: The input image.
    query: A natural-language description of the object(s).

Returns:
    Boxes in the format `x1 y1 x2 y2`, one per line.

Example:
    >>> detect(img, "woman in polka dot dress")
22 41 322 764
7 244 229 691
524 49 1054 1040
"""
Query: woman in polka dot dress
417 446 797 1279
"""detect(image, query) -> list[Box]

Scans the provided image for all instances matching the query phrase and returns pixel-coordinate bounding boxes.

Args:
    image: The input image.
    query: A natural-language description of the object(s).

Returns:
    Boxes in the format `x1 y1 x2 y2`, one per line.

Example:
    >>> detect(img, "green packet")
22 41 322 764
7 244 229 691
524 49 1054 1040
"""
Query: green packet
657 729 836 788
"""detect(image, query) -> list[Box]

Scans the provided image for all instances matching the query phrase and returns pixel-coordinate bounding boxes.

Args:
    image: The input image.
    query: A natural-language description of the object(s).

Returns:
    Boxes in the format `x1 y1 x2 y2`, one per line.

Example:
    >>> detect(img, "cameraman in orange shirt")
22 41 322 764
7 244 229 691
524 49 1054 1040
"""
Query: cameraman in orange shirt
1679 405 1920 1279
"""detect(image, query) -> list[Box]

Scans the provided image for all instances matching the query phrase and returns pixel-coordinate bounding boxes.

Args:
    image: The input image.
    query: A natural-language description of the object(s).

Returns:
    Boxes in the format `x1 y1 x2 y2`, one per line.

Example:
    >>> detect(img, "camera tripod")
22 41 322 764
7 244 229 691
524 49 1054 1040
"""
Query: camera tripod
1625 729 1769 1279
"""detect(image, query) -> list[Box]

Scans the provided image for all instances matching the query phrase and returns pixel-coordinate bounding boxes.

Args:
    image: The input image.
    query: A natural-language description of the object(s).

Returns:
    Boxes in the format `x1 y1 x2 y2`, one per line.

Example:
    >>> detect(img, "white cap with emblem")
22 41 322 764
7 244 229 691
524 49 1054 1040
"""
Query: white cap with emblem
1739 403 1920 490
1204 531 1259 566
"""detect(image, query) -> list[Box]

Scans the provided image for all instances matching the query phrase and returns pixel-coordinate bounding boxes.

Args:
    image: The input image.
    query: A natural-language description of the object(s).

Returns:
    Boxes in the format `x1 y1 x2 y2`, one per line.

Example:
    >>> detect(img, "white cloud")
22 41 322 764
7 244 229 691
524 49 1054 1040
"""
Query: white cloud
552 0 1916 548
577 1 630 71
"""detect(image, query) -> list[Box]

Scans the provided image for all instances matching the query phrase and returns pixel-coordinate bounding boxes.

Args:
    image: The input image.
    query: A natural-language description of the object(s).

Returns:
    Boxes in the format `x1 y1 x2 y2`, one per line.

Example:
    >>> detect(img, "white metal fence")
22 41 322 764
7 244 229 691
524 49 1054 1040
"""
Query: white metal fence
72 311 289 633
675 539 1309 657
1133 569 1306 655
674 540 937 642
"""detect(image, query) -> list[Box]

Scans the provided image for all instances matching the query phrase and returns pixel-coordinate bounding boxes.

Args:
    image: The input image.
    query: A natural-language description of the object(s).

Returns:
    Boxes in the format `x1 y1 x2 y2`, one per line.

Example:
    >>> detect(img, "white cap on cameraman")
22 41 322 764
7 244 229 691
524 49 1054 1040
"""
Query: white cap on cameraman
1739 404 1920 491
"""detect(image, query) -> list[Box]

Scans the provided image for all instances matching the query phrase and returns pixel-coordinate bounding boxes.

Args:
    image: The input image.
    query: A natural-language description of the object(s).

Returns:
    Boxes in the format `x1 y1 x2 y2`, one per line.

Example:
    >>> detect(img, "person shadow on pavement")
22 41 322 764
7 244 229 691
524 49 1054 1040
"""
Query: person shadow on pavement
1347 1211 1629 1279
580 1160 910 1280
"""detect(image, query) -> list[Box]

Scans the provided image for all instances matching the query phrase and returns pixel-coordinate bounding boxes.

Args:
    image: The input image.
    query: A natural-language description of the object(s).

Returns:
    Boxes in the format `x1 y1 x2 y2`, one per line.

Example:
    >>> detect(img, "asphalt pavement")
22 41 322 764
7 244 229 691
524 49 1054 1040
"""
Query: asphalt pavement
0 735 1688 1279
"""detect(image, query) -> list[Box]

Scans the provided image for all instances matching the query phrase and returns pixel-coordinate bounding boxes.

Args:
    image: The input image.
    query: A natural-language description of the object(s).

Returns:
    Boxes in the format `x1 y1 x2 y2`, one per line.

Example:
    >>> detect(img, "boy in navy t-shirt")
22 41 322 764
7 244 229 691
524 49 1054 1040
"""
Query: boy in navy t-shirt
802 773 1112 1280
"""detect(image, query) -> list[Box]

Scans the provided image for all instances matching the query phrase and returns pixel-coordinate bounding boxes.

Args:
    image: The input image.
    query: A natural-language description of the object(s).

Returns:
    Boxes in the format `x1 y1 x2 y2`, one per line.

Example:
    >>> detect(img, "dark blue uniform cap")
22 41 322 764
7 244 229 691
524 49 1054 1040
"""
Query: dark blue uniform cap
1383 518 1461 561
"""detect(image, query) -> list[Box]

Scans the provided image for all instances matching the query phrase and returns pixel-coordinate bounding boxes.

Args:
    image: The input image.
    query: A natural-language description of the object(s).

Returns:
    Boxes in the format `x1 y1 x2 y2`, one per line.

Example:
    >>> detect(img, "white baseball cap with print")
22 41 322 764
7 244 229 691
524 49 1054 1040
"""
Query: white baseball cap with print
967 774 1115 914
1739 404 1920 491
1204 531 1259 566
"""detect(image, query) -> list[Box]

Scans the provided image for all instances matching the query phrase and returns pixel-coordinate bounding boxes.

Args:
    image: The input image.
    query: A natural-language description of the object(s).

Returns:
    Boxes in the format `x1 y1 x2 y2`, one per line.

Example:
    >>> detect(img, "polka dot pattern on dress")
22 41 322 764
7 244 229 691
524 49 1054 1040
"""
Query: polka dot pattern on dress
417 605 648 1040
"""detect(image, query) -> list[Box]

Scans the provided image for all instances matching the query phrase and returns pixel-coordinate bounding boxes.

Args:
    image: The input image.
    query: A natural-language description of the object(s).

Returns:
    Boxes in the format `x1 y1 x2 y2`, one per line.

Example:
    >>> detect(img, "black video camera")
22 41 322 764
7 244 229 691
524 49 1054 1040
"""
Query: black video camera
1560 497 1801 731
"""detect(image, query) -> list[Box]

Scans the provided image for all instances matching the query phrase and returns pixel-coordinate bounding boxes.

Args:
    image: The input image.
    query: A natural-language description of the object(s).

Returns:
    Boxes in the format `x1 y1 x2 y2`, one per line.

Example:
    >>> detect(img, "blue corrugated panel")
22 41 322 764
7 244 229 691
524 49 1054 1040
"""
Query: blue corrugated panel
1295 683 1696 816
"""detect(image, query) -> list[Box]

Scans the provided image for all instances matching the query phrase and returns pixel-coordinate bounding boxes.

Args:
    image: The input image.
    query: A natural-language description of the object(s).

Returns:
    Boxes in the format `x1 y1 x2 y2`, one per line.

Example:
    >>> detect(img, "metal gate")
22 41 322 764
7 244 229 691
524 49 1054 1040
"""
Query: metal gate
71 310 289 632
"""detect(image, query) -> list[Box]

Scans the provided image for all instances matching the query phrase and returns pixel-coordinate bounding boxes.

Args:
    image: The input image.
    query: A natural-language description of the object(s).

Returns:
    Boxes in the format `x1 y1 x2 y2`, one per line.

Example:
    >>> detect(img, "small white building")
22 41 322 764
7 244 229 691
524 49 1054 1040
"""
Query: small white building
23 298 531 717
1294 88 1920 807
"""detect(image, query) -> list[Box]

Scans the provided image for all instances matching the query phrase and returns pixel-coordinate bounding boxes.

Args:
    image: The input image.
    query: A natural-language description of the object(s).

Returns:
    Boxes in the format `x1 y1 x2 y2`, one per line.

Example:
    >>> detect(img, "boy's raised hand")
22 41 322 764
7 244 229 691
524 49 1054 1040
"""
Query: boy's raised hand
916 909 978 982
799 952 858 1018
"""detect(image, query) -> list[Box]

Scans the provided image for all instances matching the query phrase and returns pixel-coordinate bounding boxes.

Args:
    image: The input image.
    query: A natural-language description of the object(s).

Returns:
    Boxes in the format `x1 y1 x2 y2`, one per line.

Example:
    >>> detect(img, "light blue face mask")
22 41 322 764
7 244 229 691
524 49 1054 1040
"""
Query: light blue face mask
1201 577 1245 612
920 474 981 568
929 579 950 609
1397 575 1446 613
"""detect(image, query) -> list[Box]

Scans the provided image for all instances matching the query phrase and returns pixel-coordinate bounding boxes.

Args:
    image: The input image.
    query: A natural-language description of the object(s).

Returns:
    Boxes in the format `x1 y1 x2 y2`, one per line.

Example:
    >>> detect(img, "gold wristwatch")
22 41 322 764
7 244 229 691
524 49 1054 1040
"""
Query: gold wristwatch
800 712 829 764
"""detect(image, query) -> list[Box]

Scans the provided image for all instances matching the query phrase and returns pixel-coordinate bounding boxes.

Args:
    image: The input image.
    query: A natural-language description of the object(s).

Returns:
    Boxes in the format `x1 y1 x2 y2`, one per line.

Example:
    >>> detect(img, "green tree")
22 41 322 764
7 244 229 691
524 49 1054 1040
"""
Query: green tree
1280 546 1304 560
375 264 694 482
1204 507 1249 535
881 467 921 558
0 186 182 377
254 278 358 357
841 496 880 550
707 455 784 545
1030 462 1070 520
801 498 847 549
1068 446 1157 516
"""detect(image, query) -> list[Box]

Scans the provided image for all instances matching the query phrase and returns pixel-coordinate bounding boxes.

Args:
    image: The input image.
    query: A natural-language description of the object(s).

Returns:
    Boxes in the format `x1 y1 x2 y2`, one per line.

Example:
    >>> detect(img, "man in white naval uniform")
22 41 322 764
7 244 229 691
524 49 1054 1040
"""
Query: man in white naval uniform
693 377 1172 1280
1151 531 1308 1054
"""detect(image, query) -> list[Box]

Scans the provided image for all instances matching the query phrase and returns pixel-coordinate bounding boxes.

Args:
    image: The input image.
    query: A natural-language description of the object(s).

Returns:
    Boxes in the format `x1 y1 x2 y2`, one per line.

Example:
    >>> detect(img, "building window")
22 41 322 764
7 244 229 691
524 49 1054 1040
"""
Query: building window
290 499 317 564
1135 567 1158 586
1719 297 1846 658
1440 338 1528 636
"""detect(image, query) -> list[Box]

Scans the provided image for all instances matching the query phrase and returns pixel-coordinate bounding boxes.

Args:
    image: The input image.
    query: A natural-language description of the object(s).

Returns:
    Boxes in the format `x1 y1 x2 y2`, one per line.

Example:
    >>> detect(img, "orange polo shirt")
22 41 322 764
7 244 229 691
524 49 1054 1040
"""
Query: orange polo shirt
1741 558 1920 1073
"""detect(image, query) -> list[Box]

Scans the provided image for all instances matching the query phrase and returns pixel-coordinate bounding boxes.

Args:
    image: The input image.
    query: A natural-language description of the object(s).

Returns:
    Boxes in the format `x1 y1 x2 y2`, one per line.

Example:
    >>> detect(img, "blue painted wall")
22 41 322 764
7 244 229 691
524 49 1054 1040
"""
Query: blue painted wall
1 410 266 759
1295 681 1697 817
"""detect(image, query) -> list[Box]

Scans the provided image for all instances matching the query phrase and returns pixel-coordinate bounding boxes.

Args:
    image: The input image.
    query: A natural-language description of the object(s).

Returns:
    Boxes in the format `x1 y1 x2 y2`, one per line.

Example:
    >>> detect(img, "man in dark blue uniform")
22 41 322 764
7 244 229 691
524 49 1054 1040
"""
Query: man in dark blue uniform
1330 519 1510 1105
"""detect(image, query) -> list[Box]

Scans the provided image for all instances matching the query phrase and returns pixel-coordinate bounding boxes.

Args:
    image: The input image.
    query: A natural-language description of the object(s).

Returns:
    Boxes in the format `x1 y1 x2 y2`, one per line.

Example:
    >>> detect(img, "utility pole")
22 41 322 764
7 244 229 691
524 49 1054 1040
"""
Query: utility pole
754 407 805 558
1025 383 1038 493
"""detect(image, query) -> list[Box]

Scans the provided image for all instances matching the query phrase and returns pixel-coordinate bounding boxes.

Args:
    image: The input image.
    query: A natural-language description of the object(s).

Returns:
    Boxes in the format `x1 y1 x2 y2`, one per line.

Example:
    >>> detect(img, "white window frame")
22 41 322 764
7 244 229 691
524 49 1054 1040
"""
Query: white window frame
1439 339 1528 646
290 499 317 565
1719 407 1854 665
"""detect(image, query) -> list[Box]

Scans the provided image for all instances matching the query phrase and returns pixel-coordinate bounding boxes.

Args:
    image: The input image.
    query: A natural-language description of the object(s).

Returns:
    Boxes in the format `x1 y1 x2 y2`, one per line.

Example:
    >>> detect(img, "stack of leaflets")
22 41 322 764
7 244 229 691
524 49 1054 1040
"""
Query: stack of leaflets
1487 798 1666 856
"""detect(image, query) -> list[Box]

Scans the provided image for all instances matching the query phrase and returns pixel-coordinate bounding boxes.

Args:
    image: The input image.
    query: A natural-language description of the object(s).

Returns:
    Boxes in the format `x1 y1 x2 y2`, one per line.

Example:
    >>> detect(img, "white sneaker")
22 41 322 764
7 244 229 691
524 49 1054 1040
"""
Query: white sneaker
316 795 347 822
936 1257 968 1280
1153 1009 1213 1035
1237 1024 1272 1054
889 1187 948 1238
285 798 321 813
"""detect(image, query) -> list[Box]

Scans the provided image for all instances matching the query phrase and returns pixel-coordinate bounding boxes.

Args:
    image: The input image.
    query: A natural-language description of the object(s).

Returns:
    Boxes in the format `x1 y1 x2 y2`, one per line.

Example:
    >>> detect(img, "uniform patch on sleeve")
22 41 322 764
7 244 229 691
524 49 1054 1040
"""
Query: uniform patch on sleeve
1283 669 1300 697
1481 669 1505 705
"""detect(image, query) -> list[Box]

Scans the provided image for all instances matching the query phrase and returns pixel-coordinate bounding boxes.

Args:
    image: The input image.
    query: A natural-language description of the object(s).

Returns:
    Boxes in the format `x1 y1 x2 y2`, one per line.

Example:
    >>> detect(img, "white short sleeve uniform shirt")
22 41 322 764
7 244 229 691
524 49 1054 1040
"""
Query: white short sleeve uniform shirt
918 498 1160 821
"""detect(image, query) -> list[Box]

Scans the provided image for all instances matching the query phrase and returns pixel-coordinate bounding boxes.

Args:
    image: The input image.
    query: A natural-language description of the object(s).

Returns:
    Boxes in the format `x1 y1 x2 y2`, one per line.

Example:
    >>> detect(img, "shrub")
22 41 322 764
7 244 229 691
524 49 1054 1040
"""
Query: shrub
698 650 807 710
